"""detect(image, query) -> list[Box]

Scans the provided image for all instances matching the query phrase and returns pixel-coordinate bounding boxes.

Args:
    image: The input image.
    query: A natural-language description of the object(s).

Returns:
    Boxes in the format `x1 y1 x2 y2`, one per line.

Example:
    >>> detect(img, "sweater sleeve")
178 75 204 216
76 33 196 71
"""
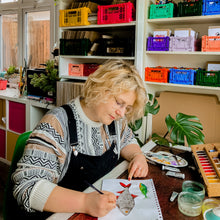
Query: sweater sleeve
12 108 69 212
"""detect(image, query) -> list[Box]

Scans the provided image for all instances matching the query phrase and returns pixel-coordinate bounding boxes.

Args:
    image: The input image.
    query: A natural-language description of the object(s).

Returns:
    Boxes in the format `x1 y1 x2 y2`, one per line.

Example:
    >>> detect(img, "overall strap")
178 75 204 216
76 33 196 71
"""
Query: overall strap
61 104 78 146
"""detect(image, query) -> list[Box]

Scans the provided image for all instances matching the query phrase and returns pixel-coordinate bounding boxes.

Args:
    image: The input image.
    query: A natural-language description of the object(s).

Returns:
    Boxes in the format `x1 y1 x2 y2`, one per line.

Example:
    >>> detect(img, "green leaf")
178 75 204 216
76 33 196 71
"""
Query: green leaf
151 133 172 146
144 93 160 116
129 118 142 132
165 113 204 146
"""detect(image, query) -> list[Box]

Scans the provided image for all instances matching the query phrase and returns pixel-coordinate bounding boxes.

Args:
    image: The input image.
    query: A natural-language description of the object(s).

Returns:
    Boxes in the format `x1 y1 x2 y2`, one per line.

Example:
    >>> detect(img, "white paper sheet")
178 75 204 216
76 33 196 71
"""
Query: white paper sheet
99 179 163 220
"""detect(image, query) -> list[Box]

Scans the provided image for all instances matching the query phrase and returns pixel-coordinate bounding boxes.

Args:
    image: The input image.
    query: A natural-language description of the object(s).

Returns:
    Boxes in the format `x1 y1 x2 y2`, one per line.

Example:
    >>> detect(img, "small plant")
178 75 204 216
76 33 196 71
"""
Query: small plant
5 65 19 79
29 60 60 94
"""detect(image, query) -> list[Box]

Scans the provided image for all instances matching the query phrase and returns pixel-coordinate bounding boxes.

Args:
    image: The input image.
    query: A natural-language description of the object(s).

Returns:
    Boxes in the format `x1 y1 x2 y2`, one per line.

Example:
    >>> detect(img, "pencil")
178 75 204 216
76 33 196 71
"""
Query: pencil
84 180 104 194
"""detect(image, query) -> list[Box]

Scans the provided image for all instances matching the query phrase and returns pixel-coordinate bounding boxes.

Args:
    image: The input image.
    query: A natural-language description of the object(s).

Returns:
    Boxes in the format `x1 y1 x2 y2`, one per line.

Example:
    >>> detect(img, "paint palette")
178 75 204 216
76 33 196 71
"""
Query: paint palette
191 143 220 197
144 151 188 167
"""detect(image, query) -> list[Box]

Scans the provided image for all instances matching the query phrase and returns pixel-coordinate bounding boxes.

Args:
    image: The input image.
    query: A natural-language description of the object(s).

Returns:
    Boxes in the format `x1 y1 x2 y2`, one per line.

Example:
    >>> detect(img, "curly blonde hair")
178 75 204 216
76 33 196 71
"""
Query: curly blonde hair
82 59 147 123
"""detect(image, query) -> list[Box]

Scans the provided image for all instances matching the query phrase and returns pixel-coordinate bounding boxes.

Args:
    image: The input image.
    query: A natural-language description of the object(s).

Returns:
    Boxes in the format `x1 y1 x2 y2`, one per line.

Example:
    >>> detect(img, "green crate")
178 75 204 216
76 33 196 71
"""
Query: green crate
178 0 203 17
149 3 174 19
195 69 220 87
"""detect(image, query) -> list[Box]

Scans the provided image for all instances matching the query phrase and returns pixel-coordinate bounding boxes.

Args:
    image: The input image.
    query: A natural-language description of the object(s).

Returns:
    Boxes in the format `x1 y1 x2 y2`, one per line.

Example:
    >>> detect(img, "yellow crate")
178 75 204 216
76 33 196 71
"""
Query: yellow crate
59 7 91 27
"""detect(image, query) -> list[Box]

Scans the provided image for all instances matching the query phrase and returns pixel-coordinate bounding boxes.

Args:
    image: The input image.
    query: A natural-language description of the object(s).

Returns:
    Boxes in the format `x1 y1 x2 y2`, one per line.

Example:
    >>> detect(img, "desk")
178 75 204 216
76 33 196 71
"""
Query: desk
49 142 205 220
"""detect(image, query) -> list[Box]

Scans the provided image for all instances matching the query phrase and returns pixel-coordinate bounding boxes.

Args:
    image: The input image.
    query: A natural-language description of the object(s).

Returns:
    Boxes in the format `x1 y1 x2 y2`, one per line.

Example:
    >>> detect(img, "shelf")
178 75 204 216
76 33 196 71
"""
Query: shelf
146 51 220 56
147 15 220 25
61 75 88 81
60 55 135 60
146 82 220 101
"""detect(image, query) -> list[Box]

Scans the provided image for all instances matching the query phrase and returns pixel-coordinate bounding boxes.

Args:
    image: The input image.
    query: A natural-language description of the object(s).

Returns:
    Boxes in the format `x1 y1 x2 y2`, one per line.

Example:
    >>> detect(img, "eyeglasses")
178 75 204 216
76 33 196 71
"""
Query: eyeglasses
114 96 133 114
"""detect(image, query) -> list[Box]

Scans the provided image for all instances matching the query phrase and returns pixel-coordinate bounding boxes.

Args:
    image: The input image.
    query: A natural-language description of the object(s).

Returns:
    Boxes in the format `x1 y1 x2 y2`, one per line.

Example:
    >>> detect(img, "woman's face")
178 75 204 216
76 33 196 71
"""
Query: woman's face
92 91 136 125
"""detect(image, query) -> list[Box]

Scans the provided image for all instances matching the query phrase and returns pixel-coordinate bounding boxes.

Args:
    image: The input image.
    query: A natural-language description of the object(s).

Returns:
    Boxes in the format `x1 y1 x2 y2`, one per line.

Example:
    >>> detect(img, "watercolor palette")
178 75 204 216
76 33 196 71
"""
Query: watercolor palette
144 151 188 167
191 143 220 197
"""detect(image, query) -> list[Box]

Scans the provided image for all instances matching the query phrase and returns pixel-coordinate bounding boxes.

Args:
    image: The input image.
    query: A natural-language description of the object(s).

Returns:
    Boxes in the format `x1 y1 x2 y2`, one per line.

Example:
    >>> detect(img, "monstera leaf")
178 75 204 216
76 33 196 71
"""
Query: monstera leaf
152 113 204 147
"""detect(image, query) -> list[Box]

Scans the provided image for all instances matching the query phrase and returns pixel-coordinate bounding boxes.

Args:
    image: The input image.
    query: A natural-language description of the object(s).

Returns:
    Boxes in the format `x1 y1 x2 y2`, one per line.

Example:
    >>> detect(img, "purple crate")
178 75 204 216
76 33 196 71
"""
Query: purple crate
147 36 170 51
170 36 197 52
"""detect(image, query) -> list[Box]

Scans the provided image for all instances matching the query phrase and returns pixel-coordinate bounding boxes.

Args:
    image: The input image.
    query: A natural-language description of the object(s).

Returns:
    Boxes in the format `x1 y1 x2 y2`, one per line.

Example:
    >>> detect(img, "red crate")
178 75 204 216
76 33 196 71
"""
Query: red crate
0 129 5 158
0 80 7 90
145 67 169 83
9 101 26 134
97 2 135 24
69 63 99 77
202 36 220 52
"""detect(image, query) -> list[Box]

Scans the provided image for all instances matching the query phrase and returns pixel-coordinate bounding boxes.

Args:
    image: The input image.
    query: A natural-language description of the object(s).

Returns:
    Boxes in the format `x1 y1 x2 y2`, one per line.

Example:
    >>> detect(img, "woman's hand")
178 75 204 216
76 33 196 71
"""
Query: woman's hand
128 153 149 181
84 191 116 217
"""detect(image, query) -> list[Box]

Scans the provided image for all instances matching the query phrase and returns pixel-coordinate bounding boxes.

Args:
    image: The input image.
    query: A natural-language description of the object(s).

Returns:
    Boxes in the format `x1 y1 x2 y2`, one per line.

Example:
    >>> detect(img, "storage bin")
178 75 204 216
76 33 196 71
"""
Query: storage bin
202 36 220 52
147 37 170 51
0 80 7 90
170 36 197 52
202 0 220 15
97 2 135 24
145 67 169 83
169 68 196 85
178 0 202 17
59 7 91 27
149 3 174 19
195 69 220 87
0 129 5 158
68 63 99 77
60 39 91 56
9 101 26 134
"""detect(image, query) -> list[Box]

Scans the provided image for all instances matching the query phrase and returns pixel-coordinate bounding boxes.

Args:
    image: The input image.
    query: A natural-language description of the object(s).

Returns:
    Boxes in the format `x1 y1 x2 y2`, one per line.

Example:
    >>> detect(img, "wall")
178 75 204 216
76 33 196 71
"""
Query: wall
152 91 220 144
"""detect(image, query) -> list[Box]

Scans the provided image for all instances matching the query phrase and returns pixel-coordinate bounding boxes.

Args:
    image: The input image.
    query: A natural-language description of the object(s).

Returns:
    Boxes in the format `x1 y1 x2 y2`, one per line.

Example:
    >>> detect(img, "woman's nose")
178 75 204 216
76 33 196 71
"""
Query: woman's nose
115 108 126 117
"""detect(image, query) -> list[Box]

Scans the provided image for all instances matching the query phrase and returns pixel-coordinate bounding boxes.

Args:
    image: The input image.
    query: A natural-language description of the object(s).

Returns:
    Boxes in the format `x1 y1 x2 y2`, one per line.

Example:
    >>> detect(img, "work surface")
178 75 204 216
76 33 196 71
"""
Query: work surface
49 143 206 220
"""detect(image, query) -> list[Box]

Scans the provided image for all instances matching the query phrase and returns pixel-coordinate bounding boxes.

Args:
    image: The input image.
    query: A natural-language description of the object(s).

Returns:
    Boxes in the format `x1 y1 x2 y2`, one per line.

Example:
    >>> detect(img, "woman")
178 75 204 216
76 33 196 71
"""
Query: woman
12 59 148 219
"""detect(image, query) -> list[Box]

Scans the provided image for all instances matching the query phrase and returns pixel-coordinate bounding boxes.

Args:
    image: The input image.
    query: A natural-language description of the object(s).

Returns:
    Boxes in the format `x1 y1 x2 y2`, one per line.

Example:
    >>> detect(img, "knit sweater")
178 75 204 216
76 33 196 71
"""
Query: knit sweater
12 97 138 212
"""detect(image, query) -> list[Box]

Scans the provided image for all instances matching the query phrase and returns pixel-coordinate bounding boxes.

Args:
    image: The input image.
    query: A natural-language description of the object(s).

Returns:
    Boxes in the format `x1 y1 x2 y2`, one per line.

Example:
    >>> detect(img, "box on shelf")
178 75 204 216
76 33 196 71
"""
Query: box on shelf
68 63 99 77
97 2 135 25
153 29 171 37
0 80 7 90
195 69 220 87
208 26 220 36
202 0 220 16
145 67 169 83
178 0 202 17
147 36 170 51
174 28 196 38
59 7 91 27
149 3 174 19
0 129 6 158
202 36 220 52
169 68 196 85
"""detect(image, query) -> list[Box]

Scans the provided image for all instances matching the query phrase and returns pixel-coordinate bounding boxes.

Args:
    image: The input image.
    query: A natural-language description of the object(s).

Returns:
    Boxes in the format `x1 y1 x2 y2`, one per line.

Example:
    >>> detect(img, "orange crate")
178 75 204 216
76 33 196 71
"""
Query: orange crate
145 67 169 83
68 63 99 77
202 36 220 52
0 80 7 90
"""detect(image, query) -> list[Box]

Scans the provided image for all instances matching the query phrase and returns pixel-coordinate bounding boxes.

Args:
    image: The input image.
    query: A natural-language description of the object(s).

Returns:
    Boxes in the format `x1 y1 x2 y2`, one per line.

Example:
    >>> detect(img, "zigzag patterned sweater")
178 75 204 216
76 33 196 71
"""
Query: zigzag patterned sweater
12 97 137 212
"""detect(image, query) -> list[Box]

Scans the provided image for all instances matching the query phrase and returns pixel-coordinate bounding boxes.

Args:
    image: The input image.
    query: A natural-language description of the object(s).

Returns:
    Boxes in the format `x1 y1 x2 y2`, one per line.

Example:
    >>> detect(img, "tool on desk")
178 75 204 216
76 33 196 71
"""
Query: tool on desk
162 165 181 172
170 191 179 202
84 180 103 194
166 171 185 179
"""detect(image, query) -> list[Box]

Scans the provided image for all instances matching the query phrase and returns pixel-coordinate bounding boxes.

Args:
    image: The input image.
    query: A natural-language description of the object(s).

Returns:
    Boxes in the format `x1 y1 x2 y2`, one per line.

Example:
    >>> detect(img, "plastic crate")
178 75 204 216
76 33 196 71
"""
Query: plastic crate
68 63 99 77
97 2 135 24
149 3 174 19
202 0 220 15
60 39 91 56
202 36 220 52
9 101 26 134
59 7 91 27
0 80 7 90
170 36 197 52
145 67 169 83
195 69 220 87
0 129 5 158
169 68 196 85
147 37 170 51
178 0 202 17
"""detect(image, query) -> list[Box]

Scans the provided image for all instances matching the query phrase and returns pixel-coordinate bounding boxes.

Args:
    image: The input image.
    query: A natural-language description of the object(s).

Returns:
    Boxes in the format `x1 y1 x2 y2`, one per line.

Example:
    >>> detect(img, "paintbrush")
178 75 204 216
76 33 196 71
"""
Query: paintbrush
84 180 104 194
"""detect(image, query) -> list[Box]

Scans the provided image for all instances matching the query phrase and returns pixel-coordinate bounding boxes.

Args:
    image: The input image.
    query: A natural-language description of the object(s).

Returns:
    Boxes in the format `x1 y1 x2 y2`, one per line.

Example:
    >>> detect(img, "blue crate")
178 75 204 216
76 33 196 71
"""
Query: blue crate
169 68 196 85
202 0 220 15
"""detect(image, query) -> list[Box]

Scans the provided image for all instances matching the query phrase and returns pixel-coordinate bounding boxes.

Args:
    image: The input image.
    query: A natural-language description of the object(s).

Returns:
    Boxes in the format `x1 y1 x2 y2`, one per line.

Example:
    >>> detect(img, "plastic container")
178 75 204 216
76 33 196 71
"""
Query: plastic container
202 36 220 52
147 37 170 51
202 198 220 220
202 0 220 16
145 67 169 83
149 3 174 19
0 80 7 90
97 2 135 25
59 7 91 27
182 180 205 200
170 36 197 52
178 192 203 217
178 0 202 17
68 63 99 77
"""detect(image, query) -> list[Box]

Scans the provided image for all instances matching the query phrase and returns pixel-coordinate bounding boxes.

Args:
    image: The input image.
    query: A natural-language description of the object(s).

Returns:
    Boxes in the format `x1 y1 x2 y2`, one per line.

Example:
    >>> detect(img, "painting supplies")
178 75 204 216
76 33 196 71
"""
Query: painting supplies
162 165 181 172
170 191 179 202
166 171 185 179
178 191 203 217
202 198 220 220
191 143 220 197
84 180 103 194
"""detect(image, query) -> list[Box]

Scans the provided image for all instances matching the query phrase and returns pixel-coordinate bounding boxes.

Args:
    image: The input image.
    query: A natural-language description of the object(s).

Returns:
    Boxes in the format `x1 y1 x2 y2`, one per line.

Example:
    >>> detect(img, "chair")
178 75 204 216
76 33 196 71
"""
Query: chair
3 131 32 220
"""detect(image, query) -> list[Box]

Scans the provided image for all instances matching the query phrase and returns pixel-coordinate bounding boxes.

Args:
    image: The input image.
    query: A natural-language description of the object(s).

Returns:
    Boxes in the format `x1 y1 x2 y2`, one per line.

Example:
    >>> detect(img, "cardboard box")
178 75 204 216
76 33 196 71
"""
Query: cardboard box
208 26 220 37
174 28 196 38
153 29 171 37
